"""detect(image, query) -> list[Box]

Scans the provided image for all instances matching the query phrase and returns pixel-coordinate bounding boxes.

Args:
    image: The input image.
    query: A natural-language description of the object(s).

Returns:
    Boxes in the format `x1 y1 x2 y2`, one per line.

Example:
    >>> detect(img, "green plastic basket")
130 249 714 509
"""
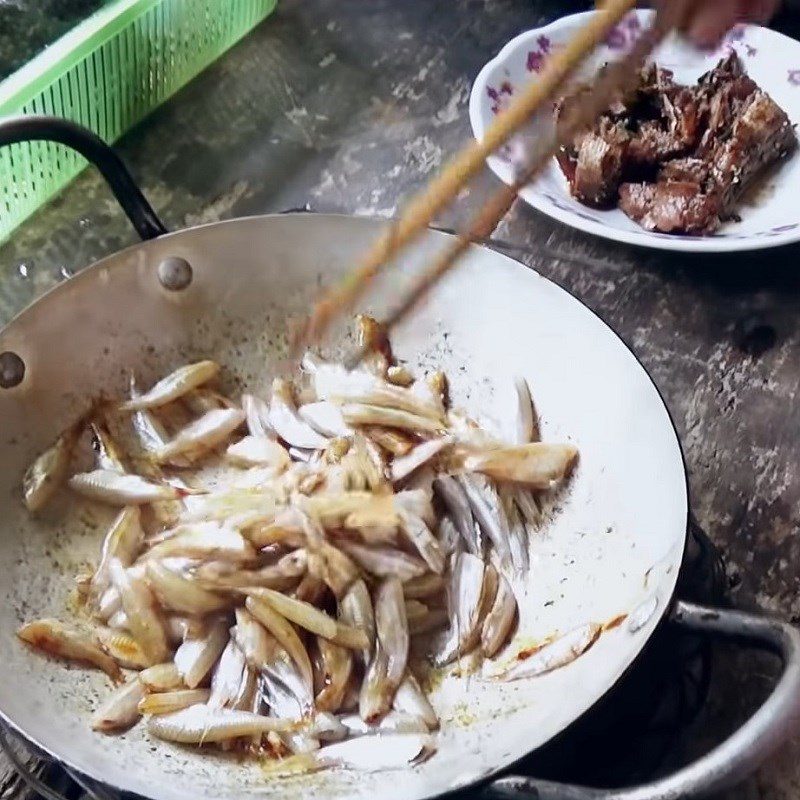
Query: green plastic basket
0 0 277 245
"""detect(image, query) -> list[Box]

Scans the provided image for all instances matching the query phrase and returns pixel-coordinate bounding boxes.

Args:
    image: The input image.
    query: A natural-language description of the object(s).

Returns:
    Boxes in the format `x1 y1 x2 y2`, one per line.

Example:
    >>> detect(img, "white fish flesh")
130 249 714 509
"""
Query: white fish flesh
433 476 481 556
318 733 435 770
89 506 144 602
339 541 427 581
341 404 442 434
373 578 409 710
390 437 451 484
23 429 77 512
393 673 438 729
338 579 375 664
91 678 144 732
109 560 170 665
145 560 229 615
269 379 329 449
464 443 579 489
480 572 517 658
154 408 245 464
147 522 255 562
174 617 229 688
340 712 429 737
457 474 512 566
299 401 352 437
119 361 220 411
500 623 602 681
226 436 290 470
208 639 247 708
241 393 276 439
69 470 180 505
17 619 121 680
398 511 445 575
139 662 184 692
138 688 211 715
147 705 288 744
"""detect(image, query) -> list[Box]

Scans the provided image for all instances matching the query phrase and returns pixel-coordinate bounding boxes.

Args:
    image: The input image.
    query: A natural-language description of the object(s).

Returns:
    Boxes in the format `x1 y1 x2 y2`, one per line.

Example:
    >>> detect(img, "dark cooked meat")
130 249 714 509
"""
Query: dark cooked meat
554 52 797 235
619 182 722 234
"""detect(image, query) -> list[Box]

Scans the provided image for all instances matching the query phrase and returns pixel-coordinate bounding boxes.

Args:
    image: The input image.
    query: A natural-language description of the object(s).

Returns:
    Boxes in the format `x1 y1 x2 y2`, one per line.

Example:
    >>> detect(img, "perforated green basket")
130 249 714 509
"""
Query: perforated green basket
0 0 277 245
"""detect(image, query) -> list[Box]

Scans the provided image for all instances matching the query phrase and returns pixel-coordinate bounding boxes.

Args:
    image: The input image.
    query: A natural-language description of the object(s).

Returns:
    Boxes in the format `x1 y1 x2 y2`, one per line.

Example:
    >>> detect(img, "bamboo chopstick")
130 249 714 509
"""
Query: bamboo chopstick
293 0 641 350
342 4 687 370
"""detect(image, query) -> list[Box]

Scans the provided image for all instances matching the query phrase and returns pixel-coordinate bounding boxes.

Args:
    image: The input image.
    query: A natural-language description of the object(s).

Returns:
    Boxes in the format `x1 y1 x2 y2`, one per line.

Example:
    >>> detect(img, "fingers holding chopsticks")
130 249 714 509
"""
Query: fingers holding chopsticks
656 0 780 47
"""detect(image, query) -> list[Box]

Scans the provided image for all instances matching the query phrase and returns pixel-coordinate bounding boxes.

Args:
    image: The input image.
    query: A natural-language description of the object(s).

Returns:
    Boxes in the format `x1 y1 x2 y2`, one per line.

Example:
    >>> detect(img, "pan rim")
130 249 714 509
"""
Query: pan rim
0 212 690 800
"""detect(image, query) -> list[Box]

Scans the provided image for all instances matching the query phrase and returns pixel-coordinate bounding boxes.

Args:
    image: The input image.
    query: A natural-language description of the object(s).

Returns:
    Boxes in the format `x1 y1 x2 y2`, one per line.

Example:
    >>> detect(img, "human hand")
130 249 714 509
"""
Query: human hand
680 0 780 47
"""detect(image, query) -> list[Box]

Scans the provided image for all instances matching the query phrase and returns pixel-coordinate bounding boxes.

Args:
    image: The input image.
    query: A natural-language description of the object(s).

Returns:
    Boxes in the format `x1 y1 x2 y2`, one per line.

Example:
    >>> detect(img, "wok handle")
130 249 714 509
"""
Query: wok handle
484 600 800 800
0 115 167 241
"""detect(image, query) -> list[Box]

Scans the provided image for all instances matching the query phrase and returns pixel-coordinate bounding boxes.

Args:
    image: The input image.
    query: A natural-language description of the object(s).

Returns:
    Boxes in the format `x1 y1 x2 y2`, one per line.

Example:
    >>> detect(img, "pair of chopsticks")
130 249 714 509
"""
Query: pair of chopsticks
293 0 695 365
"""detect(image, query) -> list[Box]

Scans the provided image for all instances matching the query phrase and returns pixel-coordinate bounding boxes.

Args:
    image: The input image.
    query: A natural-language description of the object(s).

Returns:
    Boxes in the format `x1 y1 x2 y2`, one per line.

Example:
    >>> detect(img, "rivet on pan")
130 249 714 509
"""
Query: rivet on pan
157 256 193 291
0 351 25 389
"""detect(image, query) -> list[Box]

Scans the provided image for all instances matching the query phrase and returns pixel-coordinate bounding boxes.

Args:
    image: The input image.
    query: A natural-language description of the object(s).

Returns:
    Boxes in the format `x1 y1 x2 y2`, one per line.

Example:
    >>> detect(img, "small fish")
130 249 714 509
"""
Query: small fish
315 637 354 713
398 510 445 575
307 545 358 600
341 404 442 434
89 506 144 603
393 673 438 729
247 587 368 652
500 623 602 681
391 438 452 484
464 443 579 489
91 678 144 732
408 608 448 636
433 476 481 555
147 522 255 562
244 597 314 693
438 516 463 558
269 379 329 449
69 470 181 505
96 627 150 669
241 393 276 439
340 711 429 737
339 541 427 582
403 574 445 600
154 408 245 465
97 586 122 620
109 559 171 664
23 428 77 512
327 375 444 423
363 426 414 456
432 553 487 666
119 361 220 411
500 487 530 575
513 487 542 528
147 704 289 744
174 618 229 688
232 608 275 672
317 733 435 770
338 579 375 664
145 560 229 615
139 662 184 692
89 421 127 472
195 550 307 591
359 645 389 723
509 376 536 445
138 688 211 715
458 474 512 566
298 402 352 438
481 572 518 658
375 578 409 693
17 619 120 680
226 436 290 469
208 639 247 709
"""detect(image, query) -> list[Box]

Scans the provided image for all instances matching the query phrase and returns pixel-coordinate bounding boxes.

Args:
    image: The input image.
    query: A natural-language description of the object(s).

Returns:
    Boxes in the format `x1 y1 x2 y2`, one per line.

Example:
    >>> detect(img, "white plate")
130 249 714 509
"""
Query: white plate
469 9 800 252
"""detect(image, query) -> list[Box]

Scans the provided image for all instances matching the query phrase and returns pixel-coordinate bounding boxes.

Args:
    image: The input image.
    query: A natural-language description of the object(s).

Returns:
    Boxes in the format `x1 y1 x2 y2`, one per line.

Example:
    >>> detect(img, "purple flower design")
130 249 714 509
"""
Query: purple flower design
625 14 641 32
537 35 551 54
772 223 798 233
487 81 514 114
744 44 757 57
527 49 546 73
605 25 627 50
789 69 800 86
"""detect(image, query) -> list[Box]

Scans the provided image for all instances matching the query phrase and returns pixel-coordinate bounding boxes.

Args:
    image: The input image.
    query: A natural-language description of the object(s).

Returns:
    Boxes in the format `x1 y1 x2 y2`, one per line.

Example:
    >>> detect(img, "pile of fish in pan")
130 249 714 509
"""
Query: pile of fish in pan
17 317 579 769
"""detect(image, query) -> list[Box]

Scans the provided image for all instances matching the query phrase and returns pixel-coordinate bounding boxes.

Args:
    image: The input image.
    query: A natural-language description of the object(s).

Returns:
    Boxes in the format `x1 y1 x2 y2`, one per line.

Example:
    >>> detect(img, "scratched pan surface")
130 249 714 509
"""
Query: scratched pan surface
0 214 686 800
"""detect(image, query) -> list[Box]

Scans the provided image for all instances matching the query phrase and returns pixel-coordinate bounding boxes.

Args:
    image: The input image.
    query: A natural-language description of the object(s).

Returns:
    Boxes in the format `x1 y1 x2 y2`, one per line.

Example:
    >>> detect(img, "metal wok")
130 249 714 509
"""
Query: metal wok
0 116 798 800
